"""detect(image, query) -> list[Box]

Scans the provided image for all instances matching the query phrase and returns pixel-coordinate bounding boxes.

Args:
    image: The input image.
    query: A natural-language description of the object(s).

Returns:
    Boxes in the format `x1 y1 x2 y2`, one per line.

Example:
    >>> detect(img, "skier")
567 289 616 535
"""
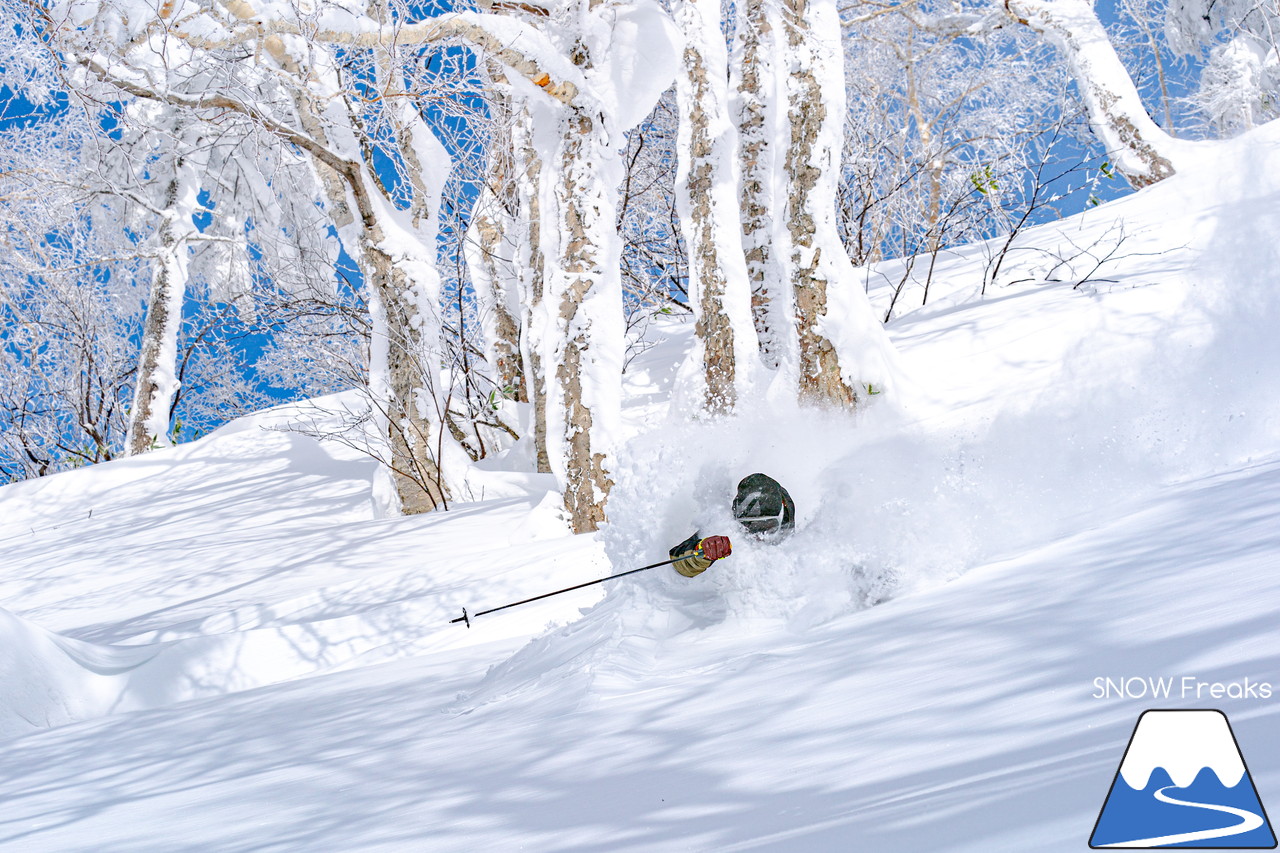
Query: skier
669 473 796 577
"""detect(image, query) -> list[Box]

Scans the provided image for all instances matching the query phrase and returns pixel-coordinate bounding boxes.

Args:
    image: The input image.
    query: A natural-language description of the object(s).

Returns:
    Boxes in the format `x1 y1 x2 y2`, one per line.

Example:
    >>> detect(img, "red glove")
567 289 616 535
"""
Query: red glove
698 535 732 562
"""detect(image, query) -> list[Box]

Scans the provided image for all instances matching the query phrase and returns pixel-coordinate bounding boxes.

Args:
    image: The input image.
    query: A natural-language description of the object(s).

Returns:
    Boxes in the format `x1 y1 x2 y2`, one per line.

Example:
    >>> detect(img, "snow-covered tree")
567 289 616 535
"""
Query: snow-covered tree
122 122 208 456
0 121 142 478
718 0 898 407
465 181 527 408
616 91 689 343
670 0 759 413
6 1 346 460
836 2 1092 316
33 0 592 512
777 0 897 406
508 100 554 476
461 0 680 531
731 0 789 368
1002 0 1189 186
1163 0 1280 134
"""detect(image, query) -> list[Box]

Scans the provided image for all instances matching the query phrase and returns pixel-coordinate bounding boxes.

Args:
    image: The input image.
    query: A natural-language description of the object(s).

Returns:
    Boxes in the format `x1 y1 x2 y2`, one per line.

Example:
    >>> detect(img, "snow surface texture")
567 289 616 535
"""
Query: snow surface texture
2 123 1280 850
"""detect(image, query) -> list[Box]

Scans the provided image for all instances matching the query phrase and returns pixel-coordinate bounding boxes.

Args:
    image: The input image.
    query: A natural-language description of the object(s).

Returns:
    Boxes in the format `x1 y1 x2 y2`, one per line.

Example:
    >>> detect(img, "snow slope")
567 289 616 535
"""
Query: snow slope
2 122 1280 850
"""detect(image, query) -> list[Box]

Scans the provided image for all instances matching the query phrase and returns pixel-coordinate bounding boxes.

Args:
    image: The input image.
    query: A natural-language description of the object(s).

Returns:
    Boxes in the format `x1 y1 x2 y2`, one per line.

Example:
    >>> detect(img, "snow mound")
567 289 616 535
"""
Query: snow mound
0 591 463 740
0 604 158 738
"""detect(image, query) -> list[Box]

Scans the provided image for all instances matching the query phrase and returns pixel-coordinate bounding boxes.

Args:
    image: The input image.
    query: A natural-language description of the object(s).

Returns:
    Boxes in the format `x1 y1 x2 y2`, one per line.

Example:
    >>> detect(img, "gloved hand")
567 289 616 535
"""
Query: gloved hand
698 535 732 562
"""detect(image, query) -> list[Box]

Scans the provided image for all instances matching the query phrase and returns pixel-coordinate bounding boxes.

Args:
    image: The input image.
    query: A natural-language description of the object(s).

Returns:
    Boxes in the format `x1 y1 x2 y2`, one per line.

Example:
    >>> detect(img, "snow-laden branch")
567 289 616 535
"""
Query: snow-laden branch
840 0 923 27
187 2 586 106
1003 0 1185 186
79 54 358 180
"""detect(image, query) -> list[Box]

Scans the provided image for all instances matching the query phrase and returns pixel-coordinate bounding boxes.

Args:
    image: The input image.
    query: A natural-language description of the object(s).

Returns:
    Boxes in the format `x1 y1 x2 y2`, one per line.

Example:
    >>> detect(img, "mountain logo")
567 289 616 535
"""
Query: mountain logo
1090 709 1277 849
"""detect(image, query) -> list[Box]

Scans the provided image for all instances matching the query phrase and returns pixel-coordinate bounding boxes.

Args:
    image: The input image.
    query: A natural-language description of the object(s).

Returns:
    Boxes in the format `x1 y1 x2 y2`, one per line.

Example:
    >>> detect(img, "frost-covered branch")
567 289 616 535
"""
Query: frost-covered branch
181 4 585 106
79 56 359 178
1002 0 1187 186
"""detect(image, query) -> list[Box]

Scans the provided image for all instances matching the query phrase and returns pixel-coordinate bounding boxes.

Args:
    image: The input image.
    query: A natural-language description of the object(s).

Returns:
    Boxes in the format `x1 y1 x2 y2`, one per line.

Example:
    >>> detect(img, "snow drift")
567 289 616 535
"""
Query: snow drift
0 604 158 737
0 591 462 740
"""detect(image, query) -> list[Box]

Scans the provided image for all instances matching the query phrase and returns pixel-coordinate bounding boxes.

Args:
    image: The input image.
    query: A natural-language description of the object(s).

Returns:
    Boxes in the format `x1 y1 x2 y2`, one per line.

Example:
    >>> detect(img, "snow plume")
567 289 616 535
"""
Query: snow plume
460 396 1163 706
1145 121 1280 471
595 403 1141 630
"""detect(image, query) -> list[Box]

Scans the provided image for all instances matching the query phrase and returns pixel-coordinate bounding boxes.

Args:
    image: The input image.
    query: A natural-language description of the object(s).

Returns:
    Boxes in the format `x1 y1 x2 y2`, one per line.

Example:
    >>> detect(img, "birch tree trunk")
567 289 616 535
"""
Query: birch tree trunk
126 157 200 455
465 71 528 408
466 188 528 405
781 0 896 407
251 20 456 514
1004 0 1185 187
510 109 553 475
733 0 792 371
541 103 624 533
357 153 455 513
492 0 677 530
674 0 759 412
284 55 453 514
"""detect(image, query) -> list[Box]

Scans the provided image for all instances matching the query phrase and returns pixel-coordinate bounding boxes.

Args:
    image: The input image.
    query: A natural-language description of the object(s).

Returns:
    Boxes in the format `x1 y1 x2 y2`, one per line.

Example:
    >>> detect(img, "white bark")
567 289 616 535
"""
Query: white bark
494 0 678 531
781 0 897 407
673 0 760 413
732 0 793 371
509 107 553 475
274 45 456 514
465 186 527 401
539 103 625 533
1005 0 1187 186
126 151 201 455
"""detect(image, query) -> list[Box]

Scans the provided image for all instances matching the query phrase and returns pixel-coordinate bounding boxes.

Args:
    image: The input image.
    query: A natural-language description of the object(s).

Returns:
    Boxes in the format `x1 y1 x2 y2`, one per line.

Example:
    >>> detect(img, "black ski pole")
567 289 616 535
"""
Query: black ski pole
450 554 690 627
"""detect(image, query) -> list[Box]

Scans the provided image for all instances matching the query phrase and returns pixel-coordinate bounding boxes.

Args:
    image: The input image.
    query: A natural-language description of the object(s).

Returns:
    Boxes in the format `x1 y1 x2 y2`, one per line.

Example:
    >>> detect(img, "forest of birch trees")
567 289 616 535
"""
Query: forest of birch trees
2 0 1278 530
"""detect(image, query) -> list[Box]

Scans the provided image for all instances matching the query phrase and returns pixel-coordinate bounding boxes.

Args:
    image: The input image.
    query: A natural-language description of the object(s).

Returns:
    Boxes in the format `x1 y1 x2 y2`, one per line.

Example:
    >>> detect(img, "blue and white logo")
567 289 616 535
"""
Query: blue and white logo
1091 709 1276 848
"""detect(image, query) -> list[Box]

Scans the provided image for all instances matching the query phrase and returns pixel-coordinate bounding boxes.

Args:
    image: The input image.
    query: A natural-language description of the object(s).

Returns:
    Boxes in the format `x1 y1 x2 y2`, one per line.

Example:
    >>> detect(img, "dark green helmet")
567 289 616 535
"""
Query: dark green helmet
732 473 795 542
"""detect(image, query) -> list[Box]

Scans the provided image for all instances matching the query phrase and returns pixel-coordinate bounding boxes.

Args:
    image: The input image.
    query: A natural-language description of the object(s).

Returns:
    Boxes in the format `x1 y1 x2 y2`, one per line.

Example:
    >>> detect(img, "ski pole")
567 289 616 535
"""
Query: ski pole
450 554 689 628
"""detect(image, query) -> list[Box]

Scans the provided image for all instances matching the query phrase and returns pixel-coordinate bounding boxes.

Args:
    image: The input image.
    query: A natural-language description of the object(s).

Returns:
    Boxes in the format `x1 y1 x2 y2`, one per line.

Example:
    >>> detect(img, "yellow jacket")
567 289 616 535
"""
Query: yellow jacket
669 532 713 578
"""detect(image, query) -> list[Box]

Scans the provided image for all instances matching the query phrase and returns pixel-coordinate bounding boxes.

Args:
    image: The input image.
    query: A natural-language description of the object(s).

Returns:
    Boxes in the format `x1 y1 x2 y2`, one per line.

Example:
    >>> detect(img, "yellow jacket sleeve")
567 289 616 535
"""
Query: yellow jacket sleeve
670 533 712 578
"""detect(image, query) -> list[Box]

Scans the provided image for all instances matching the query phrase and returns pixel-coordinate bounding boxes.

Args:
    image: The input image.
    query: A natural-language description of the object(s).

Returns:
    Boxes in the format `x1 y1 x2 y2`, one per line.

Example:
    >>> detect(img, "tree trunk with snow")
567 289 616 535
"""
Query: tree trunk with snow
203 11 456 514
732 0 791 370
466 78 531 415
510 109 553 475
541 104 624 533
1004 0 1183 187
673 0 759 412
365 123 456 514
781 0 896 407
127 160 199 456
319 132 454 515
477 0 677 529
284 59 454 514
465 190 528 403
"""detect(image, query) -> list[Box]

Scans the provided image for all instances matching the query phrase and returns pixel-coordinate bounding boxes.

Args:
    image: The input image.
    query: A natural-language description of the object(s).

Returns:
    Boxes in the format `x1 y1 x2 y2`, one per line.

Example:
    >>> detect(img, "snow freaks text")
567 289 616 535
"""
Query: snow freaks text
1093 677 1274 701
